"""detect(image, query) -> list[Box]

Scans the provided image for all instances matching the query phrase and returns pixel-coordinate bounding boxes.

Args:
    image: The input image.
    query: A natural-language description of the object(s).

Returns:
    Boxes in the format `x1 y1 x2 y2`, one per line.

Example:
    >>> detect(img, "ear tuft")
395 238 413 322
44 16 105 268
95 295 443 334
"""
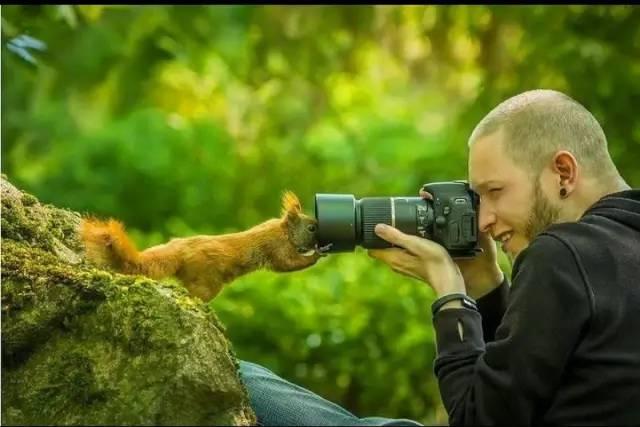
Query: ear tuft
281 190 302 217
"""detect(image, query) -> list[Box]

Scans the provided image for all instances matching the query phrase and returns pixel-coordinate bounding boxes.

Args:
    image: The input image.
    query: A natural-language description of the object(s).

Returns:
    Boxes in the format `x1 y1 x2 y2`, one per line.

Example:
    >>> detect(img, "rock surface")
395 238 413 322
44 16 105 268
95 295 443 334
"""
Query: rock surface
1 176 257 425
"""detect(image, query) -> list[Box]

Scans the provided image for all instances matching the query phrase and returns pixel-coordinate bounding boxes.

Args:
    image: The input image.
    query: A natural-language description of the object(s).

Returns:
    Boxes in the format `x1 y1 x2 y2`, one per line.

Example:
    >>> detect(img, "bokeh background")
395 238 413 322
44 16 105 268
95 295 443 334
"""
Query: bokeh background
2 5 639 425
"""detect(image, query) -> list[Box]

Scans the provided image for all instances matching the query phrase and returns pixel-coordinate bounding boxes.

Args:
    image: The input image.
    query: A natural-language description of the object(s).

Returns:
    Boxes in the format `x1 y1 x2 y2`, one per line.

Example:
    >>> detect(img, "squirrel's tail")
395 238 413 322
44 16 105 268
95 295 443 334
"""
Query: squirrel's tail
80 217 145 274
80 217 182 281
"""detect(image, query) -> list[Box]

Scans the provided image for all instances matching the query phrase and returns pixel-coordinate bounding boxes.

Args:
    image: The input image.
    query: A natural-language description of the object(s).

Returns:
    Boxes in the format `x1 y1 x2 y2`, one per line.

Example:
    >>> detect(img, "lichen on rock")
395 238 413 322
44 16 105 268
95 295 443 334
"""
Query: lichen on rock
1 176 257 426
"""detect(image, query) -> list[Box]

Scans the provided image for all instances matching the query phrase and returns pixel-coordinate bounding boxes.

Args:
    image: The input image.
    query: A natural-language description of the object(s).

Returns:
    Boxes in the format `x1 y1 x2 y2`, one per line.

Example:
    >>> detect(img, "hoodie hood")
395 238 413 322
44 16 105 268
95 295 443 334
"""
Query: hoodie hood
582 189 640 232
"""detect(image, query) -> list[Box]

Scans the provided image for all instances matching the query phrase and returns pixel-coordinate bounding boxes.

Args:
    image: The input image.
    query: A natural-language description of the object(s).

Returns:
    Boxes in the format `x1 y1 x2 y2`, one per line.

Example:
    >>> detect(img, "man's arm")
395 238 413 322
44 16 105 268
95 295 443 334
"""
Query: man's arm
476 276 510 342
433 234 592 425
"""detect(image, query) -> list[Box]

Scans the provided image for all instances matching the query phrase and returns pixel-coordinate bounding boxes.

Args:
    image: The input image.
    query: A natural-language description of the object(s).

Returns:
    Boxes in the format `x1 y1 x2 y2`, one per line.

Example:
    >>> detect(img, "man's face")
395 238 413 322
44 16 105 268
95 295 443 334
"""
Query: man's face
468 129 560 260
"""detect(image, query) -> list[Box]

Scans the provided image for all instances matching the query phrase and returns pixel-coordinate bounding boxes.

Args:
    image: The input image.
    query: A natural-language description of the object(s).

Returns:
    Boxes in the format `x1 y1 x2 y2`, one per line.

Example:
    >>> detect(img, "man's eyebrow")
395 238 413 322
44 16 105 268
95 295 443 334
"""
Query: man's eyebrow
470 181 499 193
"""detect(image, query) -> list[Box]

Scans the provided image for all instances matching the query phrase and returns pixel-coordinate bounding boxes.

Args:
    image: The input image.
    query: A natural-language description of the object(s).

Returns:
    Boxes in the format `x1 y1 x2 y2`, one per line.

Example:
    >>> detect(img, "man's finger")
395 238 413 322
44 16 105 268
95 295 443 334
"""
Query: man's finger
374 224 415 250
390 264 423 281
419 190 433 200
369 248 416 268
395 267 425 282
368 249 423 281
374 223 450 263
374 223 434 256
368 247 408 262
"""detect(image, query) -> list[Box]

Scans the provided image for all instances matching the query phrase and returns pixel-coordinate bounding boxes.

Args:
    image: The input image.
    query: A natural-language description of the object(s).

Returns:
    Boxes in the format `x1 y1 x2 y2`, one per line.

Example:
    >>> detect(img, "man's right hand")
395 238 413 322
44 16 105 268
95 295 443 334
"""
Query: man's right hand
420 189 504 300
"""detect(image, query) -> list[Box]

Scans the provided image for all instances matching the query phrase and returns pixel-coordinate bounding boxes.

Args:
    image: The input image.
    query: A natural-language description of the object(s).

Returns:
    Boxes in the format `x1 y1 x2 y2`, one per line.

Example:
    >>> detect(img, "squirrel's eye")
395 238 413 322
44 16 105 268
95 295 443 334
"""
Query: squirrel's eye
307 224 317 232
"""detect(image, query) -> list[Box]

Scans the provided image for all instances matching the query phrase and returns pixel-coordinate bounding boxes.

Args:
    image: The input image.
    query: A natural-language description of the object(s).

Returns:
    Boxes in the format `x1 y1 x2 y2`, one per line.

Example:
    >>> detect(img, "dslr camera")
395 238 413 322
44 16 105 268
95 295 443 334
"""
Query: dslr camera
314 181 480 258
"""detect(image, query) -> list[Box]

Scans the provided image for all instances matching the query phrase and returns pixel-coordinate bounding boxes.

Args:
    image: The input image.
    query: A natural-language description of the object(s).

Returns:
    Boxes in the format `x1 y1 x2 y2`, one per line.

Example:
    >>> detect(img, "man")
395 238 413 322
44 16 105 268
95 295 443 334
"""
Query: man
238 89 640 425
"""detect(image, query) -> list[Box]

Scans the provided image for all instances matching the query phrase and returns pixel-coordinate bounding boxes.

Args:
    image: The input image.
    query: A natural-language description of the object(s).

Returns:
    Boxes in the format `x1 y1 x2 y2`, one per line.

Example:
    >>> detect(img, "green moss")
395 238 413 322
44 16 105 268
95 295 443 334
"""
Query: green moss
1 177 256 425
21 193 38 206
48 207 84 252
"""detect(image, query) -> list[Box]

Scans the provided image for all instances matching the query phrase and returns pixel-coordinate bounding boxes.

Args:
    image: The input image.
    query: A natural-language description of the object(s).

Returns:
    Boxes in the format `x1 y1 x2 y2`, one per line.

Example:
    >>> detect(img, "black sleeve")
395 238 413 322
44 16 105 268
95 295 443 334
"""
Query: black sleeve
476 276 510 343
432 234 592 425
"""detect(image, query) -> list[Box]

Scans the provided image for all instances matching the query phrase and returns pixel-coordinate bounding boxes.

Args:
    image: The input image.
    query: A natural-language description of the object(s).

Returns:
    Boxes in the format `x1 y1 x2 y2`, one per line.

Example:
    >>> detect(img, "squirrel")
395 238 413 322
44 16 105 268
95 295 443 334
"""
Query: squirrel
79 191 323 302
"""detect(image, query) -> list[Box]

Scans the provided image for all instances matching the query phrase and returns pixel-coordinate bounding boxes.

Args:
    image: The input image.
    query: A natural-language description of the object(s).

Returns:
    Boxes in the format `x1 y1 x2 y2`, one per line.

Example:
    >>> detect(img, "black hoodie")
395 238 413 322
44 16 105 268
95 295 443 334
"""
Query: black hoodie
432 189 640 426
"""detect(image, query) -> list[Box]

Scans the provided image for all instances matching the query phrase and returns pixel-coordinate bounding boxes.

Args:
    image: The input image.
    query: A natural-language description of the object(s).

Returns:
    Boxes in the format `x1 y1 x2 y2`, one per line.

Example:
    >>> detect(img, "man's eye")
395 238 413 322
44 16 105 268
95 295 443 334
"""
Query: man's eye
489 188 502 194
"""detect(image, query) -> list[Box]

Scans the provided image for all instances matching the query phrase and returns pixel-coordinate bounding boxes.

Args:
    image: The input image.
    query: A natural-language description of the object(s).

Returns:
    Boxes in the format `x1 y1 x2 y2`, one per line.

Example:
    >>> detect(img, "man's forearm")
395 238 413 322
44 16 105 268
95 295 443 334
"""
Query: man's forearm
429 276 508 423
436 275 509 341
432 306 485 424
476 276 510 342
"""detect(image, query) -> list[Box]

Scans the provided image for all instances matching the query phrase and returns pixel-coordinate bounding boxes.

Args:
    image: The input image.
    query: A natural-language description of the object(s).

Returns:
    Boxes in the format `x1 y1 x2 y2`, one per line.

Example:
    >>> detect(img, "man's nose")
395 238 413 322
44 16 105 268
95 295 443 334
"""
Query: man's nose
478 202 496 234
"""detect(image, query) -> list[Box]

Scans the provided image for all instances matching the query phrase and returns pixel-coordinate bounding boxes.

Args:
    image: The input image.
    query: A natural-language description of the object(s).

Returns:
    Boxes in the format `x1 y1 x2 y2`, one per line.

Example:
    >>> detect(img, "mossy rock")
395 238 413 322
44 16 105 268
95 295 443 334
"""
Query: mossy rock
1 176 257 426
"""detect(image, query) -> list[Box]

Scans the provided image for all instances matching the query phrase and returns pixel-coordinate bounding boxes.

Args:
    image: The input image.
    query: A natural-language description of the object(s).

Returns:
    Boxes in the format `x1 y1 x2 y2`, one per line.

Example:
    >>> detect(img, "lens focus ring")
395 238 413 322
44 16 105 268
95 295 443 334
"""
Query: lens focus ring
360 198 393 248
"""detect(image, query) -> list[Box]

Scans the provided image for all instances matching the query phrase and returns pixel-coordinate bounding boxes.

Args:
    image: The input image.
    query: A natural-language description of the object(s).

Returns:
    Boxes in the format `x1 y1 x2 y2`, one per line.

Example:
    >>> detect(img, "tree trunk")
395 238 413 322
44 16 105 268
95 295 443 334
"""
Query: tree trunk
1 176 257 426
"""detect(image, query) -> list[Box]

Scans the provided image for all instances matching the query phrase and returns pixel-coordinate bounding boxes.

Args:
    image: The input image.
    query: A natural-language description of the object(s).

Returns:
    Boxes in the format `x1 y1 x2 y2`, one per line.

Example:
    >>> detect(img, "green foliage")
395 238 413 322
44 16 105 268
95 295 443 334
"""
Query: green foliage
3 5 639 424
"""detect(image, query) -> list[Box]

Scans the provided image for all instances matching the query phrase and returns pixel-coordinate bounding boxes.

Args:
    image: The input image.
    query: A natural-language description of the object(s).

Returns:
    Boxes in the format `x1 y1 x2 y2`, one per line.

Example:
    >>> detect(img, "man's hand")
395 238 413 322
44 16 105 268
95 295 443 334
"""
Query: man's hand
419 189 504 299
368 223 466 298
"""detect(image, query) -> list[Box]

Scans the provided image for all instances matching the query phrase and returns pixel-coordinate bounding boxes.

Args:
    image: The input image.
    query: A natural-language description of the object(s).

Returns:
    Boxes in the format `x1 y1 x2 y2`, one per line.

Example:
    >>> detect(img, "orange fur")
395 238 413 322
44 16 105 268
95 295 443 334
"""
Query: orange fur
281 190 301 217
80 191 321 302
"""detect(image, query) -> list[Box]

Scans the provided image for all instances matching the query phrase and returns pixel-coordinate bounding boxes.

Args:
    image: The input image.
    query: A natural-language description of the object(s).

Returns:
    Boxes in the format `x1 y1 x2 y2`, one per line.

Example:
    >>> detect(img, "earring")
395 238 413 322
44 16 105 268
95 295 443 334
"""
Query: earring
560 188 567 198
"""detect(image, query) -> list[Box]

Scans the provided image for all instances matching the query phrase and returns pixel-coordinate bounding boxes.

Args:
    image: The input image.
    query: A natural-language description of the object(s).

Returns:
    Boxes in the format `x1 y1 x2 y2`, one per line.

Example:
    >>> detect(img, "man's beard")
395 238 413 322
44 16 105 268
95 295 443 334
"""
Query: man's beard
523 177 561 242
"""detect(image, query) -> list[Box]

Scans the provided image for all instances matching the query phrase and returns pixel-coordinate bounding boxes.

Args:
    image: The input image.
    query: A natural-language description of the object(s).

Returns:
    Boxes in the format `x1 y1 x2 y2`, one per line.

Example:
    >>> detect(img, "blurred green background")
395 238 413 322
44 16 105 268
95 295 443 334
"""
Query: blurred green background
2 5 639 425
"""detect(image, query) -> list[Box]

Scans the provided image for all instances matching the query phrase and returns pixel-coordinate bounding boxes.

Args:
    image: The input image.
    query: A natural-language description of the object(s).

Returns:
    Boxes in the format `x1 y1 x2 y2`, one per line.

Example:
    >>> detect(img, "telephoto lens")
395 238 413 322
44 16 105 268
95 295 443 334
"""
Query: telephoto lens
313 194 434 252
314 181 480 257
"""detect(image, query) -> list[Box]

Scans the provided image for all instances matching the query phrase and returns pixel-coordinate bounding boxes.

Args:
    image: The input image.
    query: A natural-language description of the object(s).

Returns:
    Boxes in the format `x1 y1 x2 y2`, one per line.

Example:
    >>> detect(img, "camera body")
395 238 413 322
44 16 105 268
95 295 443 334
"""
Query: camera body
314 181 480 258
420 181 480 257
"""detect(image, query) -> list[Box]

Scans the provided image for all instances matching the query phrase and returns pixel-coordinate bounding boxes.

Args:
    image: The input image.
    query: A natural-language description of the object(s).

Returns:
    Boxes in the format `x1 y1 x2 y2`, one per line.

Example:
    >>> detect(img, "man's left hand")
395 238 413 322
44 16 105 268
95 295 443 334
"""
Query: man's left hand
368 223 466 298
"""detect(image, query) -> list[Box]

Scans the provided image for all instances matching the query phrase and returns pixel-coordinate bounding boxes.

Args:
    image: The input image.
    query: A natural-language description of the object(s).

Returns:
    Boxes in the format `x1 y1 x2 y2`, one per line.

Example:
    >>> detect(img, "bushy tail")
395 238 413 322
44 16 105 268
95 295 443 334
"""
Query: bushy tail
80 217 143 274
80 217 183 280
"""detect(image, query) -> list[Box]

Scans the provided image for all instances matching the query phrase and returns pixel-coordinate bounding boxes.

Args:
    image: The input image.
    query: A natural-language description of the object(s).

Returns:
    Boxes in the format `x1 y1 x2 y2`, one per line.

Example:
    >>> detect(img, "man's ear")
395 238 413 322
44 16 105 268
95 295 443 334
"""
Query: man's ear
551 150 578 194
281 190 302 222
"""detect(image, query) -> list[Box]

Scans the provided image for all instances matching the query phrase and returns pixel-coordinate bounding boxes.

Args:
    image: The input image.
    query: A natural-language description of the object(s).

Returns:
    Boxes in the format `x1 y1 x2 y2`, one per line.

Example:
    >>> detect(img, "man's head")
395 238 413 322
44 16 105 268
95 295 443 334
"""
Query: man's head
467 89 626 260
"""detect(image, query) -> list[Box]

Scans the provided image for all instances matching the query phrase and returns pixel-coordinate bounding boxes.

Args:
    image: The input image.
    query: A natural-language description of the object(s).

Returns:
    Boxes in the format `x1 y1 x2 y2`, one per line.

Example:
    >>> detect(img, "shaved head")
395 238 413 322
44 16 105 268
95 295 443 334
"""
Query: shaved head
468 89 619 180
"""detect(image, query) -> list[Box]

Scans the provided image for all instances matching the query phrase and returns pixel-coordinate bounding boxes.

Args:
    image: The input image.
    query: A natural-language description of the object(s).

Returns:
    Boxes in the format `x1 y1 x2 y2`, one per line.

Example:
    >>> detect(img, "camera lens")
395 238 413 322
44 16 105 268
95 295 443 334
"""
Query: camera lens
314 194 434 253
313 194 359 252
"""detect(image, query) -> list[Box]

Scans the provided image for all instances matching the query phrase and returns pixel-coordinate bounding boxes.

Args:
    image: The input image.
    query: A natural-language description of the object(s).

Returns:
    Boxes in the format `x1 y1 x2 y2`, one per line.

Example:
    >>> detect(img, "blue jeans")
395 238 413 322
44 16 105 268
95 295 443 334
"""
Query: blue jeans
238 360 424 426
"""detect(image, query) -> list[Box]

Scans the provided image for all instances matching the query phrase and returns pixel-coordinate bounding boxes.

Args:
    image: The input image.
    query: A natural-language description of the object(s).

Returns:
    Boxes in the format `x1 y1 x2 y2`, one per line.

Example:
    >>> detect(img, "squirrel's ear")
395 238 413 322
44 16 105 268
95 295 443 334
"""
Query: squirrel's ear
281 190 302 220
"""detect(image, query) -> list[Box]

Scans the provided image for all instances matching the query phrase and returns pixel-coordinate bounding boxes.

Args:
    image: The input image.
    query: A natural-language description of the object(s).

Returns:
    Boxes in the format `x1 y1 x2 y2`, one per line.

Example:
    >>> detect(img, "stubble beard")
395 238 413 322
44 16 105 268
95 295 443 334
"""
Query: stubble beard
524 177 561 243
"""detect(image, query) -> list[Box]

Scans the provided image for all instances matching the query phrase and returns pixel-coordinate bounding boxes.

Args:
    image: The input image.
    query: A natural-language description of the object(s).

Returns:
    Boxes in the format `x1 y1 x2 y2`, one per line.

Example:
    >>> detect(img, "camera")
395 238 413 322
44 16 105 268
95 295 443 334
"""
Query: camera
314 181 480 258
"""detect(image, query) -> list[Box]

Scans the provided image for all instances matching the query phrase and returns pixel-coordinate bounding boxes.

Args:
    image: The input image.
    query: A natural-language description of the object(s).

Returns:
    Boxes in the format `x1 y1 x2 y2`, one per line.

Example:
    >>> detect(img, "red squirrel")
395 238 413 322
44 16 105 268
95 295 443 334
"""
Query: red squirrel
80 191 322 302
